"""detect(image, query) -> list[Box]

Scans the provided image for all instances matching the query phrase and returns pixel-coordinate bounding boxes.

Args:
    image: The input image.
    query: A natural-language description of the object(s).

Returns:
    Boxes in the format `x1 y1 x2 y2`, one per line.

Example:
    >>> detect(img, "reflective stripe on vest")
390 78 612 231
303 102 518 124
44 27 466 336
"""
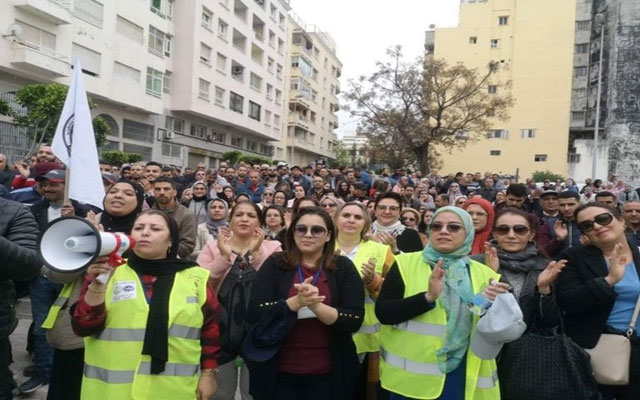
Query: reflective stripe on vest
380 347 443 377
84 362 200 384
97 324 201 341
357 323 380 335
393 320 445 337
52 296 68 307
42 281 75 330
476 370 499 389
364 295 375 304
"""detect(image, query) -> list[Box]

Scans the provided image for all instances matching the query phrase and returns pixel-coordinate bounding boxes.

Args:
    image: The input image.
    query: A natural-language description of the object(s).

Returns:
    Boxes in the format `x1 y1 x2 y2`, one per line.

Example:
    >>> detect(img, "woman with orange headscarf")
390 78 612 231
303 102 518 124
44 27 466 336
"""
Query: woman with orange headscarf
463 198 495 255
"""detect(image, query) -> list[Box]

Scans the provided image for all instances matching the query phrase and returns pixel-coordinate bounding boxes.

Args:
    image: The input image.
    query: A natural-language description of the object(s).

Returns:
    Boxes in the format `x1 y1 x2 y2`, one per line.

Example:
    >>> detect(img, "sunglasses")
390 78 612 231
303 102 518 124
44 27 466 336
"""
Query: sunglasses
430 222 464 233
264 192 274 196
402 216 416 222
493 224 530 236
293 224 328 238
577 213 614 233
321 203 337 208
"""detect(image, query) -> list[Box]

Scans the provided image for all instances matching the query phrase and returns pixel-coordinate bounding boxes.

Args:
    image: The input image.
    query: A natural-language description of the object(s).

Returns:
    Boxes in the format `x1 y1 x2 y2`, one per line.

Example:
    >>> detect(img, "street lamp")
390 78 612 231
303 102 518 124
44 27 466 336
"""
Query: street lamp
591 13 605 180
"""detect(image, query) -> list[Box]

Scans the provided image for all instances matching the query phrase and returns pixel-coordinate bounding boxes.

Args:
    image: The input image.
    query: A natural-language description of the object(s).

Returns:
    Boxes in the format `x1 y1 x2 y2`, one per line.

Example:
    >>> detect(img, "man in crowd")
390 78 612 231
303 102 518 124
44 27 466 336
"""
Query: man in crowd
98 160 112 174
401 184 421 209
9 162 59 206
287 166 311 193
0 154 14 191
264 165 280 190
144 161 163 184
435 194 450 209
128 163 145 185
0 196 41 399
19 170 87 394
245 169 265 203
537 190 560 226
595 191 619 210
618 183 640 203
151 177 196 258
539 190 582 257
503 183 529 211
478 178 497 203
623 200 640 244
310 176 326 201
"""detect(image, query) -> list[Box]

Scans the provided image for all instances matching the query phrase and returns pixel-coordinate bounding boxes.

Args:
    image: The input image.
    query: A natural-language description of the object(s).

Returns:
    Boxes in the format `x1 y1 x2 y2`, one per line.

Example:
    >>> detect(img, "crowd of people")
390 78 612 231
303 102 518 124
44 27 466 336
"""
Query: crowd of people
0 144 639 399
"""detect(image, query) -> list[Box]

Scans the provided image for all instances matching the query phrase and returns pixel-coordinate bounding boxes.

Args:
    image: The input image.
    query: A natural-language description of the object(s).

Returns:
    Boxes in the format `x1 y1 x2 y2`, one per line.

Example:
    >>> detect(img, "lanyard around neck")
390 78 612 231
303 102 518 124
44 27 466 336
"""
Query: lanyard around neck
297 264 323 286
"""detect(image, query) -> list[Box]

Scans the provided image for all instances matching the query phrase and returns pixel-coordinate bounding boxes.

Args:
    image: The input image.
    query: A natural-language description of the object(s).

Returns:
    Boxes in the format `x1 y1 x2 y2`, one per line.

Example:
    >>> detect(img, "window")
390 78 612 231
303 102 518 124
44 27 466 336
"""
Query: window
114 62 140 83
571 111 585 121
146 67 163 97
490 39 499 49
576 20 590 30
247 140 257 151
487 129 508 139
574 66 587 77
162 143 182 158
75 0 104 28
250 73 262 91
249 101 261 121
275 89 282 105
521 129 536 138
72 43 101 76
266 84 273 100
277 38 284 54
148 26 169 56
216 53 227 72
190 124 207 138
455 131 469 140
490 150 501 156
165 116 184 133
151 0 173 19
488 85 498 94
212 131 225 143
200 43 212 64
15 20 56 54
270 4 277 19
469 36 477 44
230 92 244 113
163 71 171 93
218 19 228 40
312 90 317 102
264 110 272 126
202 7 213 29
534 154 548 162
568 153 581 163
278 12 285 27
199 79 210 100
231 136 243 147
276 64 283 79
273 114 281 130
267 57 274 73
498 16 509 26
123 119 154 142
575 43 589 54
231 62 244 81
269 30 276 47
215 86 225 106
117 16 143 43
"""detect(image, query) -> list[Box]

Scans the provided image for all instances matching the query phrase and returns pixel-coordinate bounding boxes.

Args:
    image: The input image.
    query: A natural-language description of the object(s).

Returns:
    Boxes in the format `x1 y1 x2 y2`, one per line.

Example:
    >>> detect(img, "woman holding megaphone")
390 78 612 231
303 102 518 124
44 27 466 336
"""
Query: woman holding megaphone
70 209 221 400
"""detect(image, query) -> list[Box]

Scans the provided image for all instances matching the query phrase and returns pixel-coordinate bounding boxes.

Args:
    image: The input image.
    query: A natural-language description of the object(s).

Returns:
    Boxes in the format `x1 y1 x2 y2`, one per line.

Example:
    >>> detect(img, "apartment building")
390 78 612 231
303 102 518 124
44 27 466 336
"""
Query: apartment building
283 13 341 167
0 0 290 168
426 0 576 179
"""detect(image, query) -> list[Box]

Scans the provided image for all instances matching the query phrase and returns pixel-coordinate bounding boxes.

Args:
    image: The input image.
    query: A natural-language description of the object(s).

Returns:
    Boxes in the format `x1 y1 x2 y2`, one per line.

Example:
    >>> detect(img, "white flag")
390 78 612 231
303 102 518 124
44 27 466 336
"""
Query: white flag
52 58 105 209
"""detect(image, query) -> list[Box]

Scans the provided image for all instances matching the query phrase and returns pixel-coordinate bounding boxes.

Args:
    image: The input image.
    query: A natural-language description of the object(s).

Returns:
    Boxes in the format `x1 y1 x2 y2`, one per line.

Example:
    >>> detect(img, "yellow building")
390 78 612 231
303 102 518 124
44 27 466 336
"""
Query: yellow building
429 0 576 178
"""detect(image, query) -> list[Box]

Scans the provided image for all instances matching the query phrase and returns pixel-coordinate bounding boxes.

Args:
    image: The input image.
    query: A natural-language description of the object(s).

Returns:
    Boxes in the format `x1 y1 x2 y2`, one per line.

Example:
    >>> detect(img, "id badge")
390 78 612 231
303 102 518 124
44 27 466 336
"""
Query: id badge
297 306 316 319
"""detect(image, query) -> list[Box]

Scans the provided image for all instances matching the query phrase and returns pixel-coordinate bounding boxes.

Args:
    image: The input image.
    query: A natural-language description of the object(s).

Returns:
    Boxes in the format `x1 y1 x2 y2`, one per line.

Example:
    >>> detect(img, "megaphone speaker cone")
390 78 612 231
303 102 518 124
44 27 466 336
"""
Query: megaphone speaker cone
39 216 102 274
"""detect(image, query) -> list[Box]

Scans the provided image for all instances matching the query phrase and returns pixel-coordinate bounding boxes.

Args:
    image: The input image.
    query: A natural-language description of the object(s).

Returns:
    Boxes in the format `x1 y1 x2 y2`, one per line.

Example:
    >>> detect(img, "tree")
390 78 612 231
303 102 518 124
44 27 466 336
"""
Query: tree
532 170 564 183
101 150 143 166
344 46 514 172
0 99 9 116
10 83 109 156
330 141 351 168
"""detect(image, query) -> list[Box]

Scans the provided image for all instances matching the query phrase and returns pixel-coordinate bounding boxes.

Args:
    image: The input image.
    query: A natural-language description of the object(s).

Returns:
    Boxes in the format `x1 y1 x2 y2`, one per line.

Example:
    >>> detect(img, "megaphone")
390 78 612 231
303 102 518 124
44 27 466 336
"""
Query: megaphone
39 216 136 284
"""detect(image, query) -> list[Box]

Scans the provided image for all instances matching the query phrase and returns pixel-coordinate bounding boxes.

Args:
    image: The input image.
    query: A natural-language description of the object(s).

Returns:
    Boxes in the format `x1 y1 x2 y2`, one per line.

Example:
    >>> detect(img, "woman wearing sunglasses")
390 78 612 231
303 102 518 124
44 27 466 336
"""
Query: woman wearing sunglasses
246 207 364 399
320 195 345 220
334 202 395 399
556 203 640 399
376 206 508 400
469 208 568 396
258 188 275 210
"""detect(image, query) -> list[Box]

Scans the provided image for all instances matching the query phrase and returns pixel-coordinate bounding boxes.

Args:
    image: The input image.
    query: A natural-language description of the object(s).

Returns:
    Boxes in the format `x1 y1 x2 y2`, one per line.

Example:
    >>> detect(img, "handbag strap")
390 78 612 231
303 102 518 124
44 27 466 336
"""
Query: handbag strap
628 293 640 338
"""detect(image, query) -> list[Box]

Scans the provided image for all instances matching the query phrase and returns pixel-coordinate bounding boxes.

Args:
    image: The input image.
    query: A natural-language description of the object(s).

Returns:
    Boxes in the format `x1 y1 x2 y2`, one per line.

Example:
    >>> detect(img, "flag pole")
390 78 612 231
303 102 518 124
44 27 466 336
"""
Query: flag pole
64 167 71 206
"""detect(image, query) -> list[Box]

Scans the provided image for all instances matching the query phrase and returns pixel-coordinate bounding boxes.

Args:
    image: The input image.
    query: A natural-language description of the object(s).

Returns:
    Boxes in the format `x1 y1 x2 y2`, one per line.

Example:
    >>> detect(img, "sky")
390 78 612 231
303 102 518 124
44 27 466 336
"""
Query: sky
289 0 461 137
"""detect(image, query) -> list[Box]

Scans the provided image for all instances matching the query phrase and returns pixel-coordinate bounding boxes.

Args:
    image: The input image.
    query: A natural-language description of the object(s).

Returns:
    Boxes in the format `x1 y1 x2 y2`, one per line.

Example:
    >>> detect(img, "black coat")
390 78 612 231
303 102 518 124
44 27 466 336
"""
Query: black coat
556 241 640 348
0 198 41 337
30 199 88 233
246 253 364 400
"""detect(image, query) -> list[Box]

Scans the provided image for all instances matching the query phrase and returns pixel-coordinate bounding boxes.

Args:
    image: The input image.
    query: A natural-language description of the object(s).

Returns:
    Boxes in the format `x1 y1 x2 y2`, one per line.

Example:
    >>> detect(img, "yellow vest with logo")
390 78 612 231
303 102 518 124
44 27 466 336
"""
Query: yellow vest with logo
80 264 210 400
379 252 501 400
347 240 391 354
42 281 76 329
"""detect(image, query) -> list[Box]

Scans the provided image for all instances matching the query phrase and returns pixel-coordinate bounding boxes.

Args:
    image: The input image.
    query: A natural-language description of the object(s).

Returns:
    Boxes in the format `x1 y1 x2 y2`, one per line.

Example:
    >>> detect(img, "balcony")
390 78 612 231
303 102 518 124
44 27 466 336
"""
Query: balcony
288 113 309 131
13 0 73 25
11 41 69 76
288 90 311 109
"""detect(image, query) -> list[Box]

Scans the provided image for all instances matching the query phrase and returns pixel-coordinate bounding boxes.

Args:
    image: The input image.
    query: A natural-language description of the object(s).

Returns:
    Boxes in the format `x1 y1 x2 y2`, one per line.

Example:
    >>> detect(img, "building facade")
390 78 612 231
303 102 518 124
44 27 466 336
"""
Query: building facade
426 0 576 179
341 131 369 167
0 0 294 168
283 13 341 167
568 0 640 184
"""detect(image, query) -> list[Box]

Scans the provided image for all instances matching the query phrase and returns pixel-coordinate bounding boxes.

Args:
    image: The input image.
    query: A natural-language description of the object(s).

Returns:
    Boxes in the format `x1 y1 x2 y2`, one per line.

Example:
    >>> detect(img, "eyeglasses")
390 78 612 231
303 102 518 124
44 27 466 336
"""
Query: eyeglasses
402 216 417 222
430 222 464 233
321 203 337 209
376 205 400 212
577 213 614 233
293 224 328 238
264 192 274 196
493 224 530 236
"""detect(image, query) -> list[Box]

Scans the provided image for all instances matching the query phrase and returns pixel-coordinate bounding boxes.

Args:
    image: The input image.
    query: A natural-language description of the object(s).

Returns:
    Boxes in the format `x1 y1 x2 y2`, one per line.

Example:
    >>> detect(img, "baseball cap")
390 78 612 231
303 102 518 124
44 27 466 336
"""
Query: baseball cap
101 173 118 185
276 161 288 167
470 292 527 360
540 190 558 198
35 169 66 183
34 162 60 177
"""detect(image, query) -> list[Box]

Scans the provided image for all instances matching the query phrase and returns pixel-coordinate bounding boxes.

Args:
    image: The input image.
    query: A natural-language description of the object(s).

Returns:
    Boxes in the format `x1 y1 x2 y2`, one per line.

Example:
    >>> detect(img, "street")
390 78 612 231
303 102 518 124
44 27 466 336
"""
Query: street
10 299 47 399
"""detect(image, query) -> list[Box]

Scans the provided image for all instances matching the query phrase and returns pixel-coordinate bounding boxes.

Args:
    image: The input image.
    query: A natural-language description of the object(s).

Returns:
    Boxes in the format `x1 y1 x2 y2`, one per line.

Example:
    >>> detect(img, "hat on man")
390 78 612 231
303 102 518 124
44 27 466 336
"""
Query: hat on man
470 292 527 360
540 190 558 198
276 161 288 167
35 169 66 183
34 162 60 177
101 173 118 185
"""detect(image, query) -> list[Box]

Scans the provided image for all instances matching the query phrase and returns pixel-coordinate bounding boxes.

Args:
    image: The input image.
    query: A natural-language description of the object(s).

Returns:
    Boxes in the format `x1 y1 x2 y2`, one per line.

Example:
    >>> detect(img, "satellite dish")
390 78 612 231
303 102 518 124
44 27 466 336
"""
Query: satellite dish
429 24 436 29
4 24 23 38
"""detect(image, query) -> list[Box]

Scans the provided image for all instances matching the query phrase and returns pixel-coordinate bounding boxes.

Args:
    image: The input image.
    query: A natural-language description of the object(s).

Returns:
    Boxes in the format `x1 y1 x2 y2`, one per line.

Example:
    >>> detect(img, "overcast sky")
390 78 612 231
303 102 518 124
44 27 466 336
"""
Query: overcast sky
289 0 461 136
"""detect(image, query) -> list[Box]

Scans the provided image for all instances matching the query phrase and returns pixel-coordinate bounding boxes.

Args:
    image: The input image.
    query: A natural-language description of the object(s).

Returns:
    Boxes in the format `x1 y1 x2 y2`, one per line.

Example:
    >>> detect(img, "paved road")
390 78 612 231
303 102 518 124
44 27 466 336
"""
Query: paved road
11 298 47 399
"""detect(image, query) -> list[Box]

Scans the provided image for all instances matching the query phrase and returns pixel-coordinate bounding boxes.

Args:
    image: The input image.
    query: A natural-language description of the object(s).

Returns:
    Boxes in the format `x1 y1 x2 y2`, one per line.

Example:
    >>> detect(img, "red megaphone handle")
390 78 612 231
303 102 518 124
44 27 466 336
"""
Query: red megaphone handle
106 234 135 267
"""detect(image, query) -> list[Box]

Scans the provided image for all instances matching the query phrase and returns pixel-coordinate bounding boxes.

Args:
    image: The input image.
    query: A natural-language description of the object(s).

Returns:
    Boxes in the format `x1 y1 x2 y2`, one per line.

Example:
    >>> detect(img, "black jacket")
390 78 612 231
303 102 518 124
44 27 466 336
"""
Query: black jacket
30 199 88 233
246 253 364 400
556 241 640 348
0 198 41 337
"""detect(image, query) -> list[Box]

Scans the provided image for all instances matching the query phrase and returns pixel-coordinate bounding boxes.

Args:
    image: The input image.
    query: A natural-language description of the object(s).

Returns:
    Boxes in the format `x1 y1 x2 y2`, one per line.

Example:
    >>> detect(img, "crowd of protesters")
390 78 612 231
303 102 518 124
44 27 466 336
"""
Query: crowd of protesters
0 144 639 399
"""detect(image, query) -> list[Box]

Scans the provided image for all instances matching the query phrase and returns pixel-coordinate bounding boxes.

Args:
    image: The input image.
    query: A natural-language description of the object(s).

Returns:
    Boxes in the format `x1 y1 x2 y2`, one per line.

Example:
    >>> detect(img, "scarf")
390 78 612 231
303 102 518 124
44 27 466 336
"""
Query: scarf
100 181 144 234
494 242 539 299
205 199 229 239
462 198 495 255
127 214 198 375
422 206 475 373
371 219 406 236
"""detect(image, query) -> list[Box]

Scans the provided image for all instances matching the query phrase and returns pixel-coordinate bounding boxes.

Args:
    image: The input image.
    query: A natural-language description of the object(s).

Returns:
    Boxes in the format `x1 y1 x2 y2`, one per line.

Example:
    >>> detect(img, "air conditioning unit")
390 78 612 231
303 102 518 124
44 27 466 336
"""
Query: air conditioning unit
164 130 175 139
231 66 244 75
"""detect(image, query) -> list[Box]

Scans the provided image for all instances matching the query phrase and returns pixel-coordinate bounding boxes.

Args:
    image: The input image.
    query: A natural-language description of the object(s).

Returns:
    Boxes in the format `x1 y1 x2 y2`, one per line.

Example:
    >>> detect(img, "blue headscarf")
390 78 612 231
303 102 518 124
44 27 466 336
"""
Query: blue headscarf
422 206 475 373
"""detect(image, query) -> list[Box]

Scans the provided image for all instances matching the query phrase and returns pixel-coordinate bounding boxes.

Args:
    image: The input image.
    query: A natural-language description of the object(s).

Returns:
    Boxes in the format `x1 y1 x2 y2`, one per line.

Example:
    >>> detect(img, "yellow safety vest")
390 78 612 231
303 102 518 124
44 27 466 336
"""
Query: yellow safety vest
42 281 76 329
379 252 501 400
345 240 391 354
80 264 210 400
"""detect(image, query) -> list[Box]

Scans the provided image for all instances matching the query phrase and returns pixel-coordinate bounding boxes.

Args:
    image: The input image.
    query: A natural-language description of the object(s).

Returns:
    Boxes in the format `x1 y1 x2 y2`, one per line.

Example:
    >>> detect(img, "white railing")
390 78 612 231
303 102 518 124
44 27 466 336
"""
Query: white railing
12 40 69 62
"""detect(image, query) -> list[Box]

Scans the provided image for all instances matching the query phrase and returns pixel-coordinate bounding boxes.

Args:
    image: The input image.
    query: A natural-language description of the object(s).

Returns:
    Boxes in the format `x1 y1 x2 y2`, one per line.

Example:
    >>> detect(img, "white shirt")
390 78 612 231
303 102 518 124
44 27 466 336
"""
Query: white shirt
340 244 360 262
48 204 62 222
